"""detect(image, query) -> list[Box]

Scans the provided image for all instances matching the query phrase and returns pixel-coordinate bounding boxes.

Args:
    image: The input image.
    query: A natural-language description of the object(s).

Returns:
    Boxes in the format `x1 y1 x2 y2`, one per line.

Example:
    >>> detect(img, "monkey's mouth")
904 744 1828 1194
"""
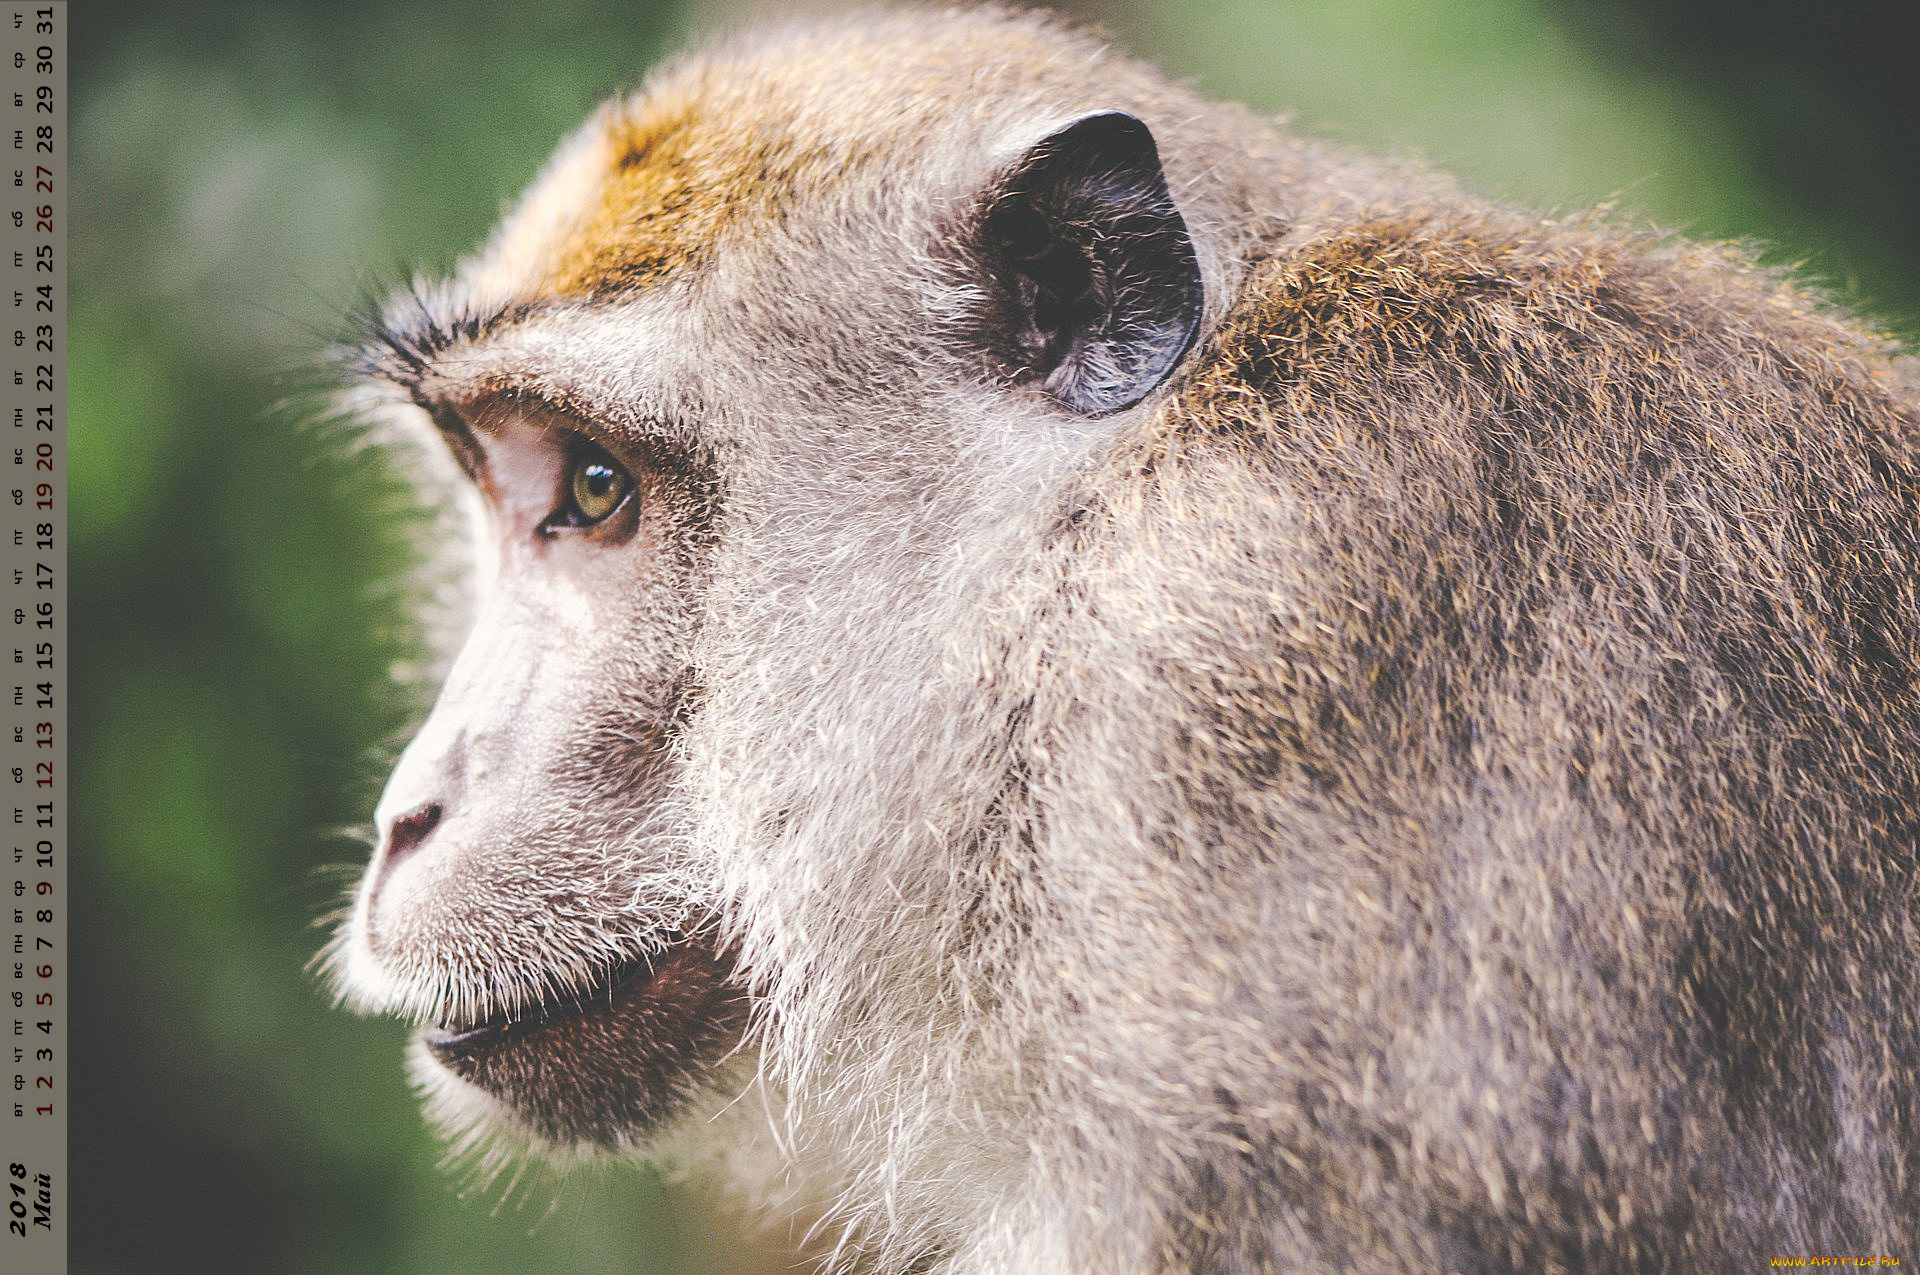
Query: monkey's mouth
422 957 658 1049
417 932 747 1145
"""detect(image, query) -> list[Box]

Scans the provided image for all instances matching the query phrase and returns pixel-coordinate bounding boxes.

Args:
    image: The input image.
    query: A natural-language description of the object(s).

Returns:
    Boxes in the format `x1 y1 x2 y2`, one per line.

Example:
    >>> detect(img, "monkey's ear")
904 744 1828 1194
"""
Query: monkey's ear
976 110 1203 416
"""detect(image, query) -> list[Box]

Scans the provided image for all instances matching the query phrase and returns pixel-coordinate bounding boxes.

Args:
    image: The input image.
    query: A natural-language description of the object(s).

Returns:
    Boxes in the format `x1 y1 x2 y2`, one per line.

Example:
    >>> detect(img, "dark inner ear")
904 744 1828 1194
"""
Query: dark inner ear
978 110 1203 416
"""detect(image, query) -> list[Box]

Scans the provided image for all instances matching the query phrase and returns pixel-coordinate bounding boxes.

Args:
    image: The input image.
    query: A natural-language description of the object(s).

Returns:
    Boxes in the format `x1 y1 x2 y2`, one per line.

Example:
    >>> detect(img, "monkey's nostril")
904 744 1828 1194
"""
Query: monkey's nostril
383 801 443 873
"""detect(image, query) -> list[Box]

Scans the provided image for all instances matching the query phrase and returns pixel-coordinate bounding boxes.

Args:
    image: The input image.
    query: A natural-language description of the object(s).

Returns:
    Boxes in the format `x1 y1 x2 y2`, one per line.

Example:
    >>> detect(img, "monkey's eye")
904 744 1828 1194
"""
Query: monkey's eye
553 440 634 529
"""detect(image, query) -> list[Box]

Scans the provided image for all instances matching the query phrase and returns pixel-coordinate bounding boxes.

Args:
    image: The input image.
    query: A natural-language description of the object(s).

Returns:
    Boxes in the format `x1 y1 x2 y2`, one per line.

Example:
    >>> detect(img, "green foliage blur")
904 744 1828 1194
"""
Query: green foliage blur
72 1 1915 1272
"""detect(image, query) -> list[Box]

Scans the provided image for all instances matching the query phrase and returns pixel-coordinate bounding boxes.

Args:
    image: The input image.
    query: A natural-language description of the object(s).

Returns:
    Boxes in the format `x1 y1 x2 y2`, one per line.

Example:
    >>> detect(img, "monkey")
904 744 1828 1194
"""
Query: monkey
327 6 1920 1272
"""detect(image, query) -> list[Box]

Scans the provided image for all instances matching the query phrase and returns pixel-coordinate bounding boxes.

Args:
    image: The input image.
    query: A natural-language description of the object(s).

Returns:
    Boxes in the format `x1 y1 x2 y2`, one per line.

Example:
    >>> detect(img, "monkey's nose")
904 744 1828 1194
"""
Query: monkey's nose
380 801 443 875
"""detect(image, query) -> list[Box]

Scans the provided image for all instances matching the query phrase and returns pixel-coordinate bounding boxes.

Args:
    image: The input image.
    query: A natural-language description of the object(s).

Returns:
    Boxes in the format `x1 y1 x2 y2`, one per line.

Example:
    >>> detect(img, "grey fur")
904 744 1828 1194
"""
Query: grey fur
332 8 1920 1271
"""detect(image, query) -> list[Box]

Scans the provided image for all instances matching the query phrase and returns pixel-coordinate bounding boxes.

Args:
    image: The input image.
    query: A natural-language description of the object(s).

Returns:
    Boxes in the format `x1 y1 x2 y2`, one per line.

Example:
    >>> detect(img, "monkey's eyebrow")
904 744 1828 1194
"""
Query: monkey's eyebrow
349 290 682 471
348 291 550 478
350 290 512 386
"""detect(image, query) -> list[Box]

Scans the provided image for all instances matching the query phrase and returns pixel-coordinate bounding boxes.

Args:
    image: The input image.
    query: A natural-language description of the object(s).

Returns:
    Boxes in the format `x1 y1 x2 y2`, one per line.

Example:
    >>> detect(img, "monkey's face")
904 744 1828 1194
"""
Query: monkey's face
336 394 742 1151
331 15 1208 1164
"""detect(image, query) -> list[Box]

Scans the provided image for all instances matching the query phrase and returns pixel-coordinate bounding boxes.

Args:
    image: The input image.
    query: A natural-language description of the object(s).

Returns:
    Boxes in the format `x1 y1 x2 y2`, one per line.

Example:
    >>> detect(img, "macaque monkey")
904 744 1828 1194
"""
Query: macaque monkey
332 8 1920 1271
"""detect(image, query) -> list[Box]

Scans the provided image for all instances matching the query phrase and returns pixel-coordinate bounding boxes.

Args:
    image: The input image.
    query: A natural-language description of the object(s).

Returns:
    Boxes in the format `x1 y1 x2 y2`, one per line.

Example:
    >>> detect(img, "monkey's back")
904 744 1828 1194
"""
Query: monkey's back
1012 202 1920 1268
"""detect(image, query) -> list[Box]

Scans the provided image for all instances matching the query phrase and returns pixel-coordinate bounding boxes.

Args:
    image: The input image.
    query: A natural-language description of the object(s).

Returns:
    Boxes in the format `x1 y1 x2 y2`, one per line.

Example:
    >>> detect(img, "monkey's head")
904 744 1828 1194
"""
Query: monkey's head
331 9 1228 1163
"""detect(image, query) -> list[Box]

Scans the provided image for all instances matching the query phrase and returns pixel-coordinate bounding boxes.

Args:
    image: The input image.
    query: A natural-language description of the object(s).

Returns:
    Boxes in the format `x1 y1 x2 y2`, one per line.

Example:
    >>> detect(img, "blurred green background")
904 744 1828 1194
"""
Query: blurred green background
72 1 1916 1272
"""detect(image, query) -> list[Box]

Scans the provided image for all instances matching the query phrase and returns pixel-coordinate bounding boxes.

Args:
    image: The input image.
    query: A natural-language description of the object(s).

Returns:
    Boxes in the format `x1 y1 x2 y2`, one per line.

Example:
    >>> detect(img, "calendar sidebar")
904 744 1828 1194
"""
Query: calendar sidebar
1 3 62 1271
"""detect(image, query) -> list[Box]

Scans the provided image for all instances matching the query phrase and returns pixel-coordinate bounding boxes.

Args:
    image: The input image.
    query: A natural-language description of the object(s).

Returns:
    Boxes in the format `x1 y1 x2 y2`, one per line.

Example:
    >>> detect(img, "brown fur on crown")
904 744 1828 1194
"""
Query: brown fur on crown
485 7 1289 306
527 13 1102 298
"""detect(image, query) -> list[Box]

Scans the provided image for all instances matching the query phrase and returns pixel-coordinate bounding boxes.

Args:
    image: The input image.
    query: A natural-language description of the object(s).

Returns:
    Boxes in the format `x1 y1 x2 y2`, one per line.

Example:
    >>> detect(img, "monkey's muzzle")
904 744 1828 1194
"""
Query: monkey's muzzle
418 932 746 1145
